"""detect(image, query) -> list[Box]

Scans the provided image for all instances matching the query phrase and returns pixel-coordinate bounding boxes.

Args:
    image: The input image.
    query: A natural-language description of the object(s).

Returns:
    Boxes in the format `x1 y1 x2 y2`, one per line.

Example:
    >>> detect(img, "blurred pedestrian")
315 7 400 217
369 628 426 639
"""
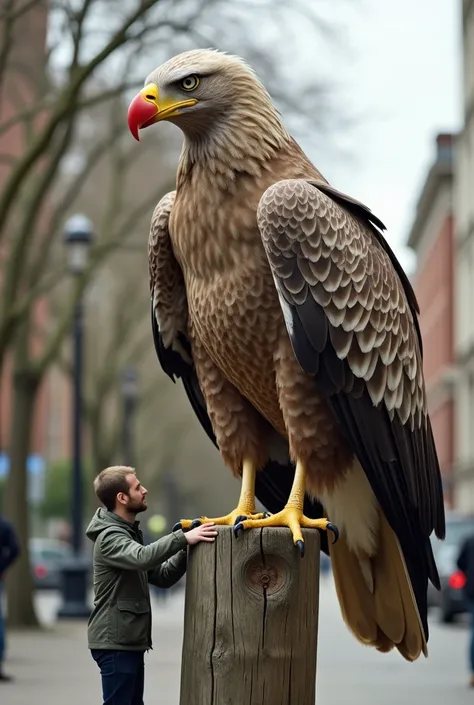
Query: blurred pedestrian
457 532 474 688
0 514 20 683
86 465 217 705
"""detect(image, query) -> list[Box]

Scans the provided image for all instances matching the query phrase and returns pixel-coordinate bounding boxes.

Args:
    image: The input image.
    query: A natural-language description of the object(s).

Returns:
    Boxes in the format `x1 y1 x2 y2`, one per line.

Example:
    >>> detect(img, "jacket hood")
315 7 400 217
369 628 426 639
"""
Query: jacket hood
86 507 139 542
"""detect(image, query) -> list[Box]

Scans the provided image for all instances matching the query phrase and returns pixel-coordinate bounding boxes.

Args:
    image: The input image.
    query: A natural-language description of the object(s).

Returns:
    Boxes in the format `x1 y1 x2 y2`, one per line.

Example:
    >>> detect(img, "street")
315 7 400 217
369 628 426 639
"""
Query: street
2 574 472 705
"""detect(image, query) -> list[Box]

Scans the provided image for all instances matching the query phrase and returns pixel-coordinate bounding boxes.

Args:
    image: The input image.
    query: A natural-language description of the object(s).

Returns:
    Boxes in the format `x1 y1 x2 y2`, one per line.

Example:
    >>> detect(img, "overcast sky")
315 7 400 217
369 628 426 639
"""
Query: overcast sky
286 0 462 275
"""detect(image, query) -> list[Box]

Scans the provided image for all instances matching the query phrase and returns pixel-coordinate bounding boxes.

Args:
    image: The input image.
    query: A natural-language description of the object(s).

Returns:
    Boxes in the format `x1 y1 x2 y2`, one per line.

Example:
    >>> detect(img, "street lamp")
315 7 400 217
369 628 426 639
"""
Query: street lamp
57 214 94 620
121 367 138 467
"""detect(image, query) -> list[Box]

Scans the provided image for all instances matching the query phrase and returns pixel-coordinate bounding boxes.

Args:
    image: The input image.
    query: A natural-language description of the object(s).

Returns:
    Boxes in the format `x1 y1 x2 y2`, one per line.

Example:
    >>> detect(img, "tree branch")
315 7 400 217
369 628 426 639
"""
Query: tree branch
0 78 140 141
0 0 44 24
0 0 162 240
30 173 162 380
32 246 130 379
27 120 129 286
2 130 151 344
1 111 78 329
7 264 68 326
0 5 230 142
70 0 95 73
0 0 16 100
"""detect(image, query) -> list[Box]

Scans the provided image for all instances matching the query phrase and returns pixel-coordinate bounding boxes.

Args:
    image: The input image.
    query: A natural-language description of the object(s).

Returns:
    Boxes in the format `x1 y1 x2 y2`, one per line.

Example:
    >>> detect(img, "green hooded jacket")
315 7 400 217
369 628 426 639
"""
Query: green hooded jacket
86 508 188 651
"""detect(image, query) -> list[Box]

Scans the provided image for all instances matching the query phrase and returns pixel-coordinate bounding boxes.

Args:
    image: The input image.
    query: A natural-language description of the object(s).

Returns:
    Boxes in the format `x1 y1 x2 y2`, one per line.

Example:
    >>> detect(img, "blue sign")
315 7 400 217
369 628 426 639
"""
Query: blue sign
0 453 46 476
27 454 46 476
0 450 46 477
0 452 9 478
0 453 46 504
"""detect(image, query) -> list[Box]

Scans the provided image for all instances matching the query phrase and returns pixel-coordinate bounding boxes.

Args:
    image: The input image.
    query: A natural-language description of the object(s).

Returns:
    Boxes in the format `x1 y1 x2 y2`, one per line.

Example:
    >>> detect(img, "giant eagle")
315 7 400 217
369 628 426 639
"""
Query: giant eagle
127 49 445 661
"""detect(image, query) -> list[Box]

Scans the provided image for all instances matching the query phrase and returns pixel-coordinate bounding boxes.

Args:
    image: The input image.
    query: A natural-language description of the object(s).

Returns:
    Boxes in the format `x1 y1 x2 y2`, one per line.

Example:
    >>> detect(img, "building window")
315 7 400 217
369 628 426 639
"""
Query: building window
437 142 452 164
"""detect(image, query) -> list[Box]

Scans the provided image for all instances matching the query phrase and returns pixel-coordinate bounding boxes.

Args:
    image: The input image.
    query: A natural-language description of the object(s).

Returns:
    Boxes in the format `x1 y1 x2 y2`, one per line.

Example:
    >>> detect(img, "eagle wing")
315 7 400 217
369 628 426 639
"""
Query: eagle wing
148 191 213 436
257 178 445 594
148 191 330 551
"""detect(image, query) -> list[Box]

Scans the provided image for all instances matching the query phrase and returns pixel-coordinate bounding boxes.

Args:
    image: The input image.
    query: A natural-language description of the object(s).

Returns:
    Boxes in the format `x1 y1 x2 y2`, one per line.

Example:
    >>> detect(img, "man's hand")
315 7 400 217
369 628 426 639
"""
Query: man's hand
184 522 218 545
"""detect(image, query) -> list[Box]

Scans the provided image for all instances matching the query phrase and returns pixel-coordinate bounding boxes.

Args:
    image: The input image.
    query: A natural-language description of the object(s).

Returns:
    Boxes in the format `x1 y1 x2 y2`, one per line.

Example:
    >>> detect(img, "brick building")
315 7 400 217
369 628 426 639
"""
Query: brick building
407 133 456 507
452 0 474 511
0 2 69 472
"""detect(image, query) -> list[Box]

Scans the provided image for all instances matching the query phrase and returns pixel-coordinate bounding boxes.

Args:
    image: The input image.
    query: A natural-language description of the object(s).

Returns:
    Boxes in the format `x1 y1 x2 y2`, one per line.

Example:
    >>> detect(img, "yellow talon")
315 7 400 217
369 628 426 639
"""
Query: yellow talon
234 507 338 550
233 459 339 556
173 458 268 532
173 457 339 557
176 510 267 531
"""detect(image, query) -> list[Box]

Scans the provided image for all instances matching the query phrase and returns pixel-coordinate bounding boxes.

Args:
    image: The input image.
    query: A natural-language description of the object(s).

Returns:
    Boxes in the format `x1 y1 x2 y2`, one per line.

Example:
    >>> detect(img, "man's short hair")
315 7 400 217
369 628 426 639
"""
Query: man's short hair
94 466 136 511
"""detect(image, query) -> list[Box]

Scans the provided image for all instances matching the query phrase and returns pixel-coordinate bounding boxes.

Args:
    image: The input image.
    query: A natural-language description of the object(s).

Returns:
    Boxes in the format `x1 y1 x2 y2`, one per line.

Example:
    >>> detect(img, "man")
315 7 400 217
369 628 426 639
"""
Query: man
457 532 474 688
87 465 217 705
0 514 20 683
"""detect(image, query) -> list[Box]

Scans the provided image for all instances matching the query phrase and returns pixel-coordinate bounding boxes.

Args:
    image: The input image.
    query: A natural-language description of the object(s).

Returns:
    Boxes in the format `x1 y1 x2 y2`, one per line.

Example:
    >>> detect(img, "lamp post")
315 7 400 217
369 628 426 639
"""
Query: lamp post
57 214 93 620
121 367 138 467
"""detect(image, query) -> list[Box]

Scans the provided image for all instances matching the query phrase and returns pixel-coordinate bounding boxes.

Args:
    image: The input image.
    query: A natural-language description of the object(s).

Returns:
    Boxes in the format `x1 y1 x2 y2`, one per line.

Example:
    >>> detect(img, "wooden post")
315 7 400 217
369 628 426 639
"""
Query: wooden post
179 526 320 705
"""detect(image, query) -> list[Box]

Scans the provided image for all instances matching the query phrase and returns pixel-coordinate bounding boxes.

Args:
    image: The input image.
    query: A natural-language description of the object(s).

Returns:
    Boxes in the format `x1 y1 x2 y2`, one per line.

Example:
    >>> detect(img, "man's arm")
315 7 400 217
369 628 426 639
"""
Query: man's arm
0 519 20 575
148 549 187 588
99 528 188 571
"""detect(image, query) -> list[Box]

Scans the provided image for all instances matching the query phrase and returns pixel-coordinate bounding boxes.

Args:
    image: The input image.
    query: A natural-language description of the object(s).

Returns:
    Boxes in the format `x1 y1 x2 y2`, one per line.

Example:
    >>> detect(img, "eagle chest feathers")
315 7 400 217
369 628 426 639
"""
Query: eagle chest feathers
169 182 286 409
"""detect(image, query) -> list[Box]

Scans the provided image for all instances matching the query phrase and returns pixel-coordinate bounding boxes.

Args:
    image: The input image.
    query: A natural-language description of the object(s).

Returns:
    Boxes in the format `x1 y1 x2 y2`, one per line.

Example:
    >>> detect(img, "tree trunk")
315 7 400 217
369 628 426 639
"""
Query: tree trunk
0 355 5 449
4 366 40 628
0 330 12 387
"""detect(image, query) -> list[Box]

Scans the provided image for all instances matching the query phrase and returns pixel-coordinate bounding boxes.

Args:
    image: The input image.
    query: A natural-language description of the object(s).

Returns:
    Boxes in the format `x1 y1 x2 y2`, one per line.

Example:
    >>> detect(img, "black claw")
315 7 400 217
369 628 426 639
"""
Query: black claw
172 522 183 532
296 540 305 558
190 518 202 529
327 522 339 544
234 515 247 525
263 512 272 518
234 522 244 538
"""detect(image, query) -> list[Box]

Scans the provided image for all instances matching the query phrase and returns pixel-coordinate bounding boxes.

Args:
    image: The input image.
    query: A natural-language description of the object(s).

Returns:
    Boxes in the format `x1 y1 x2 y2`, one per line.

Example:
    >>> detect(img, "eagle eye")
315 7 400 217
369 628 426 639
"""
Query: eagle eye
180 75 200 91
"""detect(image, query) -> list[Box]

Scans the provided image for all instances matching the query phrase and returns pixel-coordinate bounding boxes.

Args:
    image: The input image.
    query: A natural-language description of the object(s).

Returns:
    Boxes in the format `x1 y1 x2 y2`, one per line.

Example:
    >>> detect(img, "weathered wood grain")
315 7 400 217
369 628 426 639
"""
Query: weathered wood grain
179 526 320 705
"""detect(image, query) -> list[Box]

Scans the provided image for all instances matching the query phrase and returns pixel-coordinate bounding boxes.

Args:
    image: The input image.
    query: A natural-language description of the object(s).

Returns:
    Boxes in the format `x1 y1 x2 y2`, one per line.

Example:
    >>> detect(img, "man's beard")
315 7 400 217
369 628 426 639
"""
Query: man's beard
128 498 147 514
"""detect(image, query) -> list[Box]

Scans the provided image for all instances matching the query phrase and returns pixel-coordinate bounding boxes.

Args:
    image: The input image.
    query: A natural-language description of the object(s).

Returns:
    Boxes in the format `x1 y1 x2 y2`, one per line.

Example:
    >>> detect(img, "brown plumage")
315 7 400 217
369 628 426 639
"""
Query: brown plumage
128 49 445 661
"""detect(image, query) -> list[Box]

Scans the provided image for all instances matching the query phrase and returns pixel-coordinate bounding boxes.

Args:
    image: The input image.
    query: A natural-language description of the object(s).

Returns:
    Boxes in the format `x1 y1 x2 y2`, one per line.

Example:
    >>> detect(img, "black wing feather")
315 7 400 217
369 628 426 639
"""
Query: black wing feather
295 308 440 638
259 181 445 643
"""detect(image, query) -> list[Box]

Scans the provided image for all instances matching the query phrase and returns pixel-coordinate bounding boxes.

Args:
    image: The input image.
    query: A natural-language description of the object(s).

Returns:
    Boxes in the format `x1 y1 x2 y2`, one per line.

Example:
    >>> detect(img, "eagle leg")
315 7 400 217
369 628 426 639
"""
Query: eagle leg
234 459 339 556
172 458 269 531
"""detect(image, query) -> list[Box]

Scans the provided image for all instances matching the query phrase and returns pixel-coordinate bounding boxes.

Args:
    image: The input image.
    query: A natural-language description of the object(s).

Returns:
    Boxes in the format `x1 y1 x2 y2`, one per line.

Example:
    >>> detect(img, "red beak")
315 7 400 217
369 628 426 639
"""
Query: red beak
127 93 159 141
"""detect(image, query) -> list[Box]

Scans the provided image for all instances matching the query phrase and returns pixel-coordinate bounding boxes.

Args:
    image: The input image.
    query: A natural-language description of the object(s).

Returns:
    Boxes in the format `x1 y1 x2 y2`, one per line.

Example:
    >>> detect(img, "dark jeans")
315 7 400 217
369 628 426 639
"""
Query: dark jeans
91 650 145 705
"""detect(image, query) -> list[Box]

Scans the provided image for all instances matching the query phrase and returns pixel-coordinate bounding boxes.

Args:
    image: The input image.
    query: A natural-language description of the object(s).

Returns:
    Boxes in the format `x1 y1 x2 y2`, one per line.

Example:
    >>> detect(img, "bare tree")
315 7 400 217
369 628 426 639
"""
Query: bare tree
0 0 354 626
0 0 353 373
3 98 174 627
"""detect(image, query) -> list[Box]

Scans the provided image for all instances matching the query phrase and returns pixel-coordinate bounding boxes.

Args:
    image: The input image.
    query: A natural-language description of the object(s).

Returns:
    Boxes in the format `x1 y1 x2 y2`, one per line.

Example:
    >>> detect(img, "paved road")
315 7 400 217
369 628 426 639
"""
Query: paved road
316 574 472 704
2 576 472 704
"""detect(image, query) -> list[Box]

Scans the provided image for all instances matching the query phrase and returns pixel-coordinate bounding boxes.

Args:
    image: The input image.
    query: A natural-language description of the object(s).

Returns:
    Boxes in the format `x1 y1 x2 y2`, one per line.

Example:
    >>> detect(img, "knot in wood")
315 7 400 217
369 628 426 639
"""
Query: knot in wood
244 555 286 595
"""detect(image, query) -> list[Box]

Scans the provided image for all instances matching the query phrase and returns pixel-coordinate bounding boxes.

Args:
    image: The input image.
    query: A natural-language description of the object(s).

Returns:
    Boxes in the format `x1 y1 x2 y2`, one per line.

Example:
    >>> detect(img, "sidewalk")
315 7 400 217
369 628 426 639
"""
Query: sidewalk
2 590 185 705
2 579 473 705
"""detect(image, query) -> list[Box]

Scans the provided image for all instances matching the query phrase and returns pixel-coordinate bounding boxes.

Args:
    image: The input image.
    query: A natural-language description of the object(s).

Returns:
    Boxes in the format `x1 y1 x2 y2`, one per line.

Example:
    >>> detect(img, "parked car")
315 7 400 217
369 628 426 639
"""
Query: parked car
29 538 72 590
428 512 474 623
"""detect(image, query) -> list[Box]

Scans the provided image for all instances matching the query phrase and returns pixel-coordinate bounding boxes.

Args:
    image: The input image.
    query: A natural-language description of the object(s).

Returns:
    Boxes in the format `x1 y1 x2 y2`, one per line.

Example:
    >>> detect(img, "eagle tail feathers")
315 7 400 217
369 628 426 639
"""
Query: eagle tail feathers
329 510 428 662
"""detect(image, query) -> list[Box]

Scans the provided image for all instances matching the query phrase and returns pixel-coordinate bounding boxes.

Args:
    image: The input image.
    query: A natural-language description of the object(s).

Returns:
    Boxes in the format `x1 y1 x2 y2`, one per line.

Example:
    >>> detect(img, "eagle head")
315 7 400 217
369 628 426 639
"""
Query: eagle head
127 48 270 141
